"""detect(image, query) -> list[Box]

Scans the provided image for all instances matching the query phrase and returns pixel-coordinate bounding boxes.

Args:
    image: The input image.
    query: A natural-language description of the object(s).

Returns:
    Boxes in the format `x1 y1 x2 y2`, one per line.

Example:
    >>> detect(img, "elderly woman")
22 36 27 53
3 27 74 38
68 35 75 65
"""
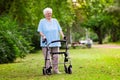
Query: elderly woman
37 7 64 74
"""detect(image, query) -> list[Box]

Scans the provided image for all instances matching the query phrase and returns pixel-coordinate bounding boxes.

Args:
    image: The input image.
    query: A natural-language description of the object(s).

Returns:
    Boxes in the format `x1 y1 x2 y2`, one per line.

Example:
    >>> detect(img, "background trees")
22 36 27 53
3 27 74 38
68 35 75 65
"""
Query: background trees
77 0 120 44
0 0 119 63
105 0 120 42
72 0 114 44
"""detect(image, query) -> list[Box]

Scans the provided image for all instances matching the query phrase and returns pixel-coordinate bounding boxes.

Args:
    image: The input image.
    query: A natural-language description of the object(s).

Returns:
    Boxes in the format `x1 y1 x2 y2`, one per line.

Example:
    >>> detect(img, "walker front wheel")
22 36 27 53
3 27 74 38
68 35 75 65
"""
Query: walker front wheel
68 65 72 74
42 67 46 75
64 65 68 73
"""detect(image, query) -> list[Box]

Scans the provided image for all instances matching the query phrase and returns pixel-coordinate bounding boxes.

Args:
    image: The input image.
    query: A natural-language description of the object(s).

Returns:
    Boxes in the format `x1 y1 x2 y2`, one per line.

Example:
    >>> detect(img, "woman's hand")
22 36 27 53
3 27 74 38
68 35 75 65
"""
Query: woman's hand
63 36 66 40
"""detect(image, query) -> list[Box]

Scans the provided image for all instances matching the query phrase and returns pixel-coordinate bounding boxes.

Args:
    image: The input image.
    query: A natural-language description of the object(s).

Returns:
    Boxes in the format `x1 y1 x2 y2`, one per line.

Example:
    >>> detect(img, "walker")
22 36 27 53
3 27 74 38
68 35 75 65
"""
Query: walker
42 38 72 75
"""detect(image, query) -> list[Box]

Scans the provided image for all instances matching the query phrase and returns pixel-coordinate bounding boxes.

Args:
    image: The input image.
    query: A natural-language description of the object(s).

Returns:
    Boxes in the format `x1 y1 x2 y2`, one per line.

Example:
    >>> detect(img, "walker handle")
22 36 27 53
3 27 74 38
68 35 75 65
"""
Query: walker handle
51 40 66 43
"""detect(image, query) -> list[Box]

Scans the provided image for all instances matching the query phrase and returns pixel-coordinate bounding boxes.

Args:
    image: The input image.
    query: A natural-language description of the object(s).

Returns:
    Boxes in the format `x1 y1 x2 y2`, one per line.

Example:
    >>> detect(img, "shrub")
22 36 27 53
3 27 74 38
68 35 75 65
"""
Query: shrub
0 15 31 63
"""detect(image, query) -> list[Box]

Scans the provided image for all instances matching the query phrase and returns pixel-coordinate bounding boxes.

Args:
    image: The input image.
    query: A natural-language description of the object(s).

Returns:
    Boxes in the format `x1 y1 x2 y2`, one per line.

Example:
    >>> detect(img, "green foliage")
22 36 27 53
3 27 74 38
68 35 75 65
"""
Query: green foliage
105 2 120 42
0 0 120 63
8 0 41 50
82 13 113 44
78 0 114 44
0 15 31 63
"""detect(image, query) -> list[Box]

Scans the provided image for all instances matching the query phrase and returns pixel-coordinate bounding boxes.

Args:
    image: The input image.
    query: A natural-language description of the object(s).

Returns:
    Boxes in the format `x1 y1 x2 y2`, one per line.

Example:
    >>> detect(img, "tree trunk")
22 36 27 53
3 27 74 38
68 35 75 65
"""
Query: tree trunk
111 27 118 42
97 33 103 44
94 26 103 44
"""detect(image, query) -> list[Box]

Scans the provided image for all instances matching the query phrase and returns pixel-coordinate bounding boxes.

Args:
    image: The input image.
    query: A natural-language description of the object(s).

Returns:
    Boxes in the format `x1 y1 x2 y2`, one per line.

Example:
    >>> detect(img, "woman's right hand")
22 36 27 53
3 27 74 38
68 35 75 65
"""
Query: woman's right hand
42 37 47 43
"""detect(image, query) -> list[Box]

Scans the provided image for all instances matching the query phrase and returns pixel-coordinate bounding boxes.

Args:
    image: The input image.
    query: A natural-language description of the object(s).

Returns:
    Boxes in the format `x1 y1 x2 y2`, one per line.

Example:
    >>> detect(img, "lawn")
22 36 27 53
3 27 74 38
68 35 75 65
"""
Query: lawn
0 47 120 80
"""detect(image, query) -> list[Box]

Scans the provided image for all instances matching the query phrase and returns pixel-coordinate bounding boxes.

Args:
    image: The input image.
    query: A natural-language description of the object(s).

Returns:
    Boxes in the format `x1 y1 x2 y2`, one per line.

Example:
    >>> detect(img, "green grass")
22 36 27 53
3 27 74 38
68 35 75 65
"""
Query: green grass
0 47 120 80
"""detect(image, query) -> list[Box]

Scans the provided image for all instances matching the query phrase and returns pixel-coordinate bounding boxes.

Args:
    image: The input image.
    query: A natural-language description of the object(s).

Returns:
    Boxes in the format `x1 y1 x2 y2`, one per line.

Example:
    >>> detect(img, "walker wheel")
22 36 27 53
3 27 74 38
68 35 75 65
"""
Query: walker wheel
64 65 68 73
43 67 46 75
68 65 72 74
46 67 52 75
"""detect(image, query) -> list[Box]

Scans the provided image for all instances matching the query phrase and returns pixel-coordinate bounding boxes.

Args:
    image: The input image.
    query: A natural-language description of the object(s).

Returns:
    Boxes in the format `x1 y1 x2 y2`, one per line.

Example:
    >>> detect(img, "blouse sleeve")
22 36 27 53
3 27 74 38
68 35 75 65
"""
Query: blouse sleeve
37 20 43 32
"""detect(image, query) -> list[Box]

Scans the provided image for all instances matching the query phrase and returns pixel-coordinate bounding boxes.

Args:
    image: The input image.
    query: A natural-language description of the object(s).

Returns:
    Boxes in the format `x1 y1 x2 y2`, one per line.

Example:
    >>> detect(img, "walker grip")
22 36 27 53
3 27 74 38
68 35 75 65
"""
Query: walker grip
51 40 66 43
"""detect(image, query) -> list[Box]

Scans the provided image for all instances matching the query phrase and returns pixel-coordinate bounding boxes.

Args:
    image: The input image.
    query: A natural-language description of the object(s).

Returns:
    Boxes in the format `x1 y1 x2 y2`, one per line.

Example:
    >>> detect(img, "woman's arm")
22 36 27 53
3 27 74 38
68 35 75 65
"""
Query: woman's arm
59 30 64 39
39 32 46 39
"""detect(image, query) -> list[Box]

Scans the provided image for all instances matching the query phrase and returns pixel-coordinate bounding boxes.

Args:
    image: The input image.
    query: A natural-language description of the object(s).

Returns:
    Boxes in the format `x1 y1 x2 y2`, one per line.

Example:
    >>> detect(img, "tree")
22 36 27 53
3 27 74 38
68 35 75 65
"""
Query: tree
82 14 112 44
78 0 114 44
105 0 120 42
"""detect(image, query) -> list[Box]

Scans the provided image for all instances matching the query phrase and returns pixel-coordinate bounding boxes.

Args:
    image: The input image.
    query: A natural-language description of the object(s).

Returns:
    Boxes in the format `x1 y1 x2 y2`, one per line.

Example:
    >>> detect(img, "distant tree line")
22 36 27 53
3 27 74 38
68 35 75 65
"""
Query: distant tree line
0 0 119 63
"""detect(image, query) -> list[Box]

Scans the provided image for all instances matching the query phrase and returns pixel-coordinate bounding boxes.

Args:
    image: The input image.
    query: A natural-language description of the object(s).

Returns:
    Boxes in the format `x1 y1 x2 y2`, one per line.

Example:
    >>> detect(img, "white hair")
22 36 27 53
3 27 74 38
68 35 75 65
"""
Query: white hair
43 7 52 15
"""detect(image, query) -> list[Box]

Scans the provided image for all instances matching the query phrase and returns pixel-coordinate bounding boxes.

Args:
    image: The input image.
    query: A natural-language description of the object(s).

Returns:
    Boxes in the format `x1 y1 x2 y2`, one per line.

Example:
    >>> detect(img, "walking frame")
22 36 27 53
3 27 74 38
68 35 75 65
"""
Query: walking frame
42 38 72 75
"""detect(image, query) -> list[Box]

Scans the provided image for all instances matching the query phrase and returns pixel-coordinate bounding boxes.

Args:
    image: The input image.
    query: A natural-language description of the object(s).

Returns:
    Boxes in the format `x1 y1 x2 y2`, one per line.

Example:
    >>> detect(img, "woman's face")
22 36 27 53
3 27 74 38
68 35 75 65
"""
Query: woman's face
45 11 52 20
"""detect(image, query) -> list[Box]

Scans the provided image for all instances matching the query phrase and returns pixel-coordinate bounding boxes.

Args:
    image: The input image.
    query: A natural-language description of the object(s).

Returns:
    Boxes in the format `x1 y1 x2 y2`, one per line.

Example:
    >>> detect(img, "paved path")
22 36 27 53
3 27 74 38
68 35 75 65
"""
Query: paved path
93 44 120 49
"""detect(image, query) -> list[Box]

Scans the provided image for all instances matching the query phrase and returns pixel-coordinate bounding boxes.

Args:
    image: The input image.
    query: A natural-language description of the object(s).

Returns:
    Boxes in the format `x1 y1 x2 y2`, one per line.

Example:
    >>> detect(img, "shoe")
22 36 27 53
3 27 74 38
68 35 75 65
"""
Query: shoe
53 71 62 74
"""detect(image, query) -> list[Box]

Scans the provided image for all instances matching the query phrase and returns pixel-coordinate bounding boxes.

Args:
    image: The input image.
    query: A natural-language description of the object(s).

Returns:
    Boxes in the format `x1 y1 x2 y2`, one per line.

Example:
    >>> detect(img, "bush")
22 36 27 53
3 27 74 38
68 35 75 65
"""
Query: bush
0 15 31 63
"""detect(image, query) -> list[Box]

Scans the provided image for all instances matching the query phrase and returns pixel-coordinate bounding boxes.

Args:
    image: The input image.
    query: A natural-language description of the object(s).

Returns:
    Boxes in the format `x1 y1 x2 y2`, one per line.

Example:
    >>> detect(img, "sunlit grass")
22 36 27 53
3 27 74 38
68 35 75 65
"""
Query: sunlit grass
0 47 120 80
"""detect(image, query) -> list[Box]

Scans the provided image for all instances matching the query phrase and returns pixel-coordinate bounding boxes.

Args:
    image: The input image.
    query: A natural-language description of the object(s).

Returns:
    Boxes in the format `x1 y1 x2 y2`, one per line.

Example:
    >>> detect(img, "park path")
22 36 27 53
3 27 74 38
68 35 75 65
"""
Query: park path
92 44 120 49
